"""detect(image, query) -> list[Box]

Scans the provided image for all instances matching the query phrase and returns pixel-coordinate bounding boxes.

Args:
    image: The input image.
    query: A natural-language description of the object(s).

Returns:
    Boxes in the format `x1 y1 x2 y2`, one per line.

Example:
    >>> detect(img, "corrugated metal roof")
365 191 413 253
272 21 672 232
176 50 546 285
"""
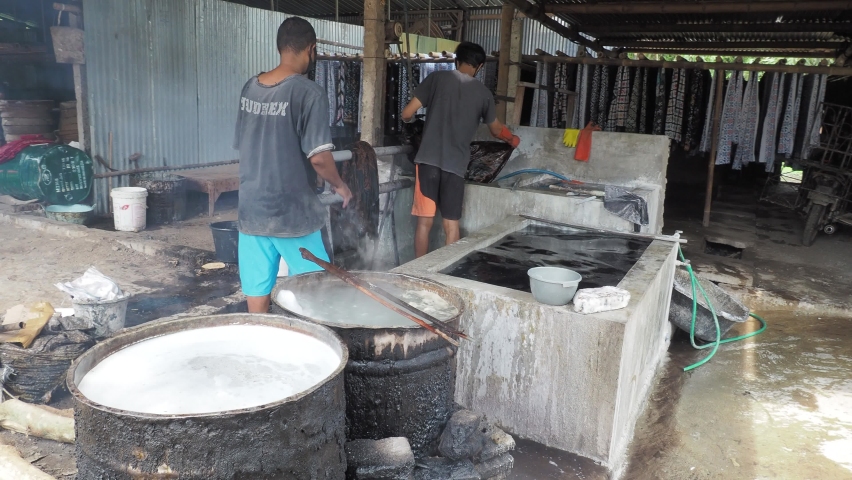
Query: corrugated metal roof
83 0 363 214
464 8 579 56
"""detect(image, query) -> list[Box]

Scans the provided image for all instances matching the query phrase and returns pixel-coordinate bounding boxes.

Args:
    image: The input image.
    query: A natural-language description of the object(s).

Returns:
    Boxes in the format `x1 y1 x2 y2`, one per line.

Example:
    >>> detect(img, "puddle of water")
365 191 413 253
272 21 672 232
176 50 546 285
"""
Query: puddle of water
125 271 239 327
511 438 609 479
440 224 650 292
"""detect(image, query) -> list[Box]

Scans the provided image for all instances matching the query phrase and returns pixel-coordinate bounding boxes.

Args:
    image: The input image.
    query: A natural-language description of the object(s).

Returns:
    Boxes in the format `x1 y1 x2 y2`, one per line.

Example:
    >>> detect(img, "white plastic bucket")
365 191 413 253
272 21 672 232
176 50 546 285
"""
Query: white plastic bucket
111 187 148 232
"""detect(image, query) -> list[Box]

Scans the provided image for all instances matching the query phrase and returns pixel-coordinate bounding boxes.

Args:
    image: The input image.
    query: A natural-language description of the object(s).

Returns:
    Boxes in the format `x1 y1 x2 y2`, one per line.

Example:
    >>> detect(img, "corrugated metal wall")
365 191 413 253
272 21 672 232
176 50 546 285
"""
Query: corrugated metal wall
82 0 363 213
464 8 578 57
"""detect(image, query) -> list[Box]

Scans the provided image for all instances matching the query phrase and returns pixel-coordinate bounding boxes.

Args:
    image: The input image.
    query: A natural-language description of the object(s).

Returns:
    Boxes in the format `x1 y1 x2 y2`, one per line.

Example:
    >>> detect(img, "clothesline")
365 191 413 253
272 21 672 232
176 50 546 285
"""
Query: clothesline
519 55 852 77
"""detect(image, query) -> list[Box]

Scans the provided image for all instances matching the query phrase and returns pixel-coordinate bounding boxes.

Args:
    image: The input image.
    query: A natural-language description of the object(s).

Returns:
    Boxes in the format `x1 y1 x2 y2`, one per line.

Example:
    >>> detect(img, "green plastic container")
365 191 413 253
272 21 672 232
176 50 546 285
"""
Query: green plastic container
0 144 94 205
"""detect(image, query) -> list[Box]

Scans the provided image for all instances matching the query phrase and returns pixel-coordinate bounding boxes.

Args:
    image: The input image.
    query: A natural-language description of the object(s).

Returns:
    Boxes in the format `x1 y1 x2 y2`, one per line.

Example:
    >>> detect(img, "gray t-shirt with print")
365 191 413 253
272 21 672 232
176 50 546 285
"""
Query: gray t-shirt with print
233 74 334 238
413 69 497 178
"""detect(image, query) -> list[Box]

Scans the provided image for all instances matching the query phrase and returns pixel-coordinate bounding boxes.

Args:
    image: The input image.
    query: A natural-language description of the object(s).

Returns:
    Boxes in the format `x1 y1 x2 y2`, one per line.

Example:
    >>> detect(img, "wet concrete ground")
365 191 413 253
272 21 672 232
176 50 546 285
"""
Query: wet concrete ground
623 310 852 480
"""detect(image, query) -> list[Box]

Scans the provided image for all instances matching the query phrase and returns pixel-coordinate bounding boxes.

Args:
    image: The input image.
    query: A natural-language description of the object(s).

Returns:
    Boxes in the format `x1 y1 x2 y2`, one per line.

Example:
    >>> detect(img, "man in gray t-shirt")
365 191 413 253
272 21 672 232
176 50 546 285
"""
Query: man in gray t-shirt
401 42 520 258
233 17 353 313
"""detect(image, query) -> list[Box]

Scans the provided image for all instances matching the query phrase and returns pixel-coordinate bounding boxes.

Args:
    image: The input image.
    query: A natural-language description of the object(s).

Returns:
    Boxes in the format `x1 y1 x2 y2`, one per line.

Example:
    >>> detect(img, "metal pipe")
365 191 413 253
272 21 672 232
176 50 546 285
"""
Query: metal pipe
94 159 239 179
703 69 726 227
95 146 412 178
331 145 413 162
319 178 413 205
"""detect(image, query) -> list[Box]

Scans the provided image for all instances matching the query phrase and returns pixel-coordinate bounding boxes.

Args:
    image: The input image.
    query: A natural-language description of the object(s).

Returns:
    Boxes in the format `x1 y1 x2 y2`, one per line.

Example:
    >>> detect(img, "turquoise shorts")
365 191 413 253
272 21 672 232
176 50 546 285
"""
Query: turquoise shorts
238 230 329 297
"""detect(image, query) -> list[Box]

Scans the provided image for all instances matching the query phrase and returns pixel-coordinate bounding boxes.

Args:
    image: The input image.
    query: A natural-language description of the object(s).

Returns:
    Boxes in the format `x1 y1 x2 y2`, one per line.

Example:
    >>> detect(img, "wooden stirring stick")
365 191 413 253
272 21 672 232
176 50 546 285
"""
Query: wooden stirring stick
299 248 465 347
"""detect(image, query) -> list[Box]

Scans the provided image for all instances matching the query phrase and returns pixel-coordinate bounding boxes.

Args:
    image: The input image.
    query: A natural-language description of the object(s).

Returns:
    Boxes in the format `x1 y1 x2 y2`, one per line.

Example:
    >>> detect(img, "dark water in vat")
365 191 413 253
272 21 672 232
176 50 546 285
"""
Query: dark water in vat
440 224 651 292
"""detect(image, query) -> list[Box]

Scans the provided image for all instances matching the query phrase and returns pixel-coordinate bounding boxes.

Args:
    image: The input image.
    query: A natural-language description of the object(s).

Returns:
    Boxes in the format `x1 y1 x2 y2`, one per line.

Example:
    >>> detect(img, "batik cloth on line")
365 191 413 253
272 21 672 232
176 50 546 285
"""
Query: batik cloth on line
573 64 591 129
589 65 602 128
625 67 643 133
777 73 803 158
552 63 570 129
613 66 632 129
665 68 687 143
733 72 760 170
699 71 717 153
715 70 744 165
537 62 551 127
758 72 783 168
639 67 650 134
598 66 611 129
343 61 361 126
683 69 706 151
652 68 667 135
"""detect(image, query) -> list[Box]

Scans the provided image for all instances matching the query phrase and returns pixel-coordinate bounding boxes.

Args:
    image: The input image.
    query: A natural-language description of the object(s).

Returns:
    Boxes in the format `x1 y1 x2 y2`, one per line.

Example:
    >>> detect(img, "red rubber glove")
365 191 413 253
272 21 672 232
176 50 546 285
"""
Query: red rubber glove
496 125 521 149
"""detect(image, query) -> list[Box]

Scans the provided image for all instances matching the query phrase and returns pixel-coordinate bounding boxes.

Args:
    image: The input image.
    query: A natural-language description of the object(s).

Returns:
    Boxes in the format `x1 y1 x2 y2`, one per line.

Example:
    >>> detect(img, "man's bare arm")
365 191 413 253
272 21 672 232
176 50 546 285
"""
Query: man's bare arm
310 150 353 208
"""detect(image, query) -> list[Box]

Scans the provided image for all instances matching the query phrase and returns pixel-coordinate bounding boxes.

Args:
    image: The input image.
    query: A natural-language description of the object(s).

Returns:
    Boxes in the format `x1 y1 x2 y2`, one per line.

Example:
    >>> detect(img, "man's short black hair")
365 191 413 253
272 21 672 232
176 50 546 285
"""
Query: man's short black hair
277 17 317 54
455 42 486 68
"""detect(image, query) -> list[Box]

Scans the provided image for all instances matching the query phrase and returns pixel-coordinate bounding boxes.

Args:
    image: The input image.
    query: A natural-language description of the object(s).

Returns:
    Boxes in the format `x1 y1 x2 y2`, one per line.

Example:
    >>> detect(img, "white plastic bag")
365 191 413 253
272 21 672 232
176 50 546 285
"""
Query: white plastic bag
55 267 123 302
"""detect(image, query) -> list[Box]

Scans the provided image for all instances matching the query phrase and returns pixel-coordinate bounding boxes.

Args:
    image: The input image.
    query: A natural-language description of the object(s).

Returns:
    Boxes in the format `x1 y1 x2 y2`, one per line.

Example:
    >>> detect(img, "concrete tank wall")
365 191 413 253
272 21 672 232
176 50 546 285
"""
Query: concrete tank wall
392 216 677 474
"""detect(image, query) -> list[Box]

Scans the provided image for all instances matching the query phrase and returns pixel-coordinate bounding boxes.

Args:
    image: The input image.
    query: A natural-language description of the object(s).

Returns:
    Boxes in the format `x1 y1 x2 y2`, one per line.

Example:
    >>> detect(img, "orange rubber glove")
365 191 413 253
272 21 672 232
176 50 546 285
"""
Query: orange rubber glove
496 125 521 149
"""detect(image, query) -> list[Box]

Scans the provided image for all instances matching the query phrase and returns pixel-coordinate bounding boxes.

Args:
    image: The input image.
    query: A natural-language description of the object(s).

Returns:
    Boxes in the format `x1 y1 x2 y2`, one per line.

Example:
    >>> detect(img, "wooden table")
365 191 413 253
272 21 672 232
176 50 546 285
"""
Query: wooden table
178 164 239 216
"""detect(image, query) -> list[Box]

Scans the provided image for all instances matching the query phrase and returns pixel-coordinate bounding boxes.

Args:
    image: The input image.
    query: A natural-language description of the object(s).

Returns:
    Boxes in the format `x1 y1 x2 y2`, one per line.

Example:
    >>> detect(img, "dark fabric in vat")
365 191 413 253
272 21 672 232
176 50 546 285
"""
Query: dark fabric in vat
441 224 651 292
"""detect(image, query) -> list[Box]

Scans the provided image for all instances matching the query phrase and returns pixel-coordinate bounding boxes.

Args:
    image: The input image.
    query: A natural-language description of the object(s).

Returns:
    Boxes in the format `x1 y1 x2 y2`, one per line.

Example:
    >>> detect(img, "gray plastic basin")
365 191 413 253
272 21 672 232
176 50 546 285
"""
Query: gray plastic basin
528 267 583 306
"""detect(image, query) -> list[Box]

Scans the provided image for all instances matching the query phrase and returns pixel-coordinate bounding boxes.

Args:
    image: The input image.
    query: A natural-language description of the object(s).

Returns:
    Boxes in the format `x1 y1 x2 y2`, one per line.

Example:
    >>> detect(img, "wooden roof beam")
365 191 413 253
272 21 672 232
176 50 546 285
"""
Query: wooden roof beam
581 22 852 35
501 0 601 53
599 40 847 50
617 48 839 58
545 1 852 15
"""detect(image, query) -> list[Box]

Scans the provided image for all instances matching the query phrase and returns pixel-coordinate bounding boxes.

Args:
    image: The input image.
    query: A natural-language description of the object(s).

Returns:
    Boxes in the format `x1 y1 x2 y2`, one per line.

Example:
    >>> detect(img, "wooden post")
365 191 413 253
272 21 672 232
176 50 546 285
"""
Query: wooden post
495 4 514 123
505 13 524 125
703 69 726 227
360 0 386 146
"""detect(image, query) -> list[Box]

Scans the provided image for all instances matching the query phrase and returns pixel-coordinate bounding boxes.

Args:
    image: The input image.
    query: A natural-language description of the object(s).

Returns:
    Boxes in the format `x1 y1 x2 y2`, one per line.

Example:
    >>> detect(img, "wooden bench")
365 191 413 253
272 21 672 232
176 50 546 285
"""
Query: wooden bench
178 164 239 217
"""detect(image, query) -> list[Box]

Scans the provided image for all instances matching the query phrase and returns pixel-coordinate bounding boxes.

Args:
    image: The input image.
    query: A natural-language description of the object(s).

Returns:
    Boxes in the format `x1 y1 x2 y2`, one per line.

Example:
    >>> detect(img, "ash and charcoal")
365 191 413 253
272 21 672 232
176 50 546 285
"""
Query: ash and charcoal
346 409 516 480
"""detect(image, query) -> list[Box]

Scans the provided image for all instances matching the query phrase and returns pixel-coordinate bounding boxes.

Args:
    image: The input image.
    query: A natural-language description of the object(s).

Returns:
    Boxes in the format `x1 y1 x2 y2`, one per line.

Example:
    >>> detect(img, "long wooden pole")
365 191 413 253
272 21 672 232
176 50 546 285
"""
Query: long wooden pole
299 248 466 347
703 70 726 227
519 54 852 76
495 4 514 123
582 22 852 34
545 1 852 15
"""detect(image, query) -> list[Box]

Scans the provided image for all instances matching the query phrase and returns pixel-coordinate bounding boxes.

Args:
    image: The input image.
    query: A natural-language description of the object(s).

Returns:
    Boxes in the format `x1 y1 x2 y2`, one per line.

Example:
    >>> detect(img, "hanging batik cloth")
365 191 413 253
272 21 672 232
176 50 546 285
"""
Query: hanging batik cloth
342 62 361 126
758 72 784 168
715 70 744 165
597 66 611 129
777 73 803 158
652 68 667 135
625 67 643 133
698 71 717 153
530 62 543 127
804 74 828 159
611 66 631 130
573 64 590 129
589 65 602 127
733 72 760 170
683 69 706 151
552 63 570 129
665 68 687 143
639 67 650 134
538 63 551 127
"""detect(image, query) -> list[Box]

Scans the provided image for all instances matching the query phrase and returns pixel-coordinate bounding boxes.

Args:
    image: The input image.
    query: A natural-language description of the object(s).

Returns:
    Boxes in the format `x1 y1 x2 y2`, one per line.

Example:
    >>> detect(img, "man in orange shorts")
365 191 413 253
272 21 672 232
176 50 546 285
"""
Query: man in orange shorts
402 42 520 258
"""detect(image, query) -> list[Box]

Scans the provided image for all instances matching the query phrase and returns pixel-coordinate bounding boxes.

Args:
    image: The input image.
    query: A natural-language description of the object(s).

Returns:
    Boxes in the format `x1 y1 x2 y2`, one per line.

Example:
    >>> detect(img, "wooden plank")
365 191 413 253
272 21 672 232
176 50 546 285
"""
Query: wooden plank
49 27 85 64
513 85 526 126
518 81 577 95
2 118 55 127
2 125 55 135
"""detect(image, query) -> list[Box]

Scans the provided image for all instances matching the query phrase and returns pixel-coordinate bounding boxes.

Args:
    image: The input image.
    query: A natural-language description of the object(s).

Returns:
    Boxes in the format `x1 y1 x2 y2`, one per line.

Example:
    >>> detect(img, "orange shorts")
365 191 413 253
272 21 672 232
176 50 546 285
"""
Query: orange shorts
411 164 465 220
412 165 437 218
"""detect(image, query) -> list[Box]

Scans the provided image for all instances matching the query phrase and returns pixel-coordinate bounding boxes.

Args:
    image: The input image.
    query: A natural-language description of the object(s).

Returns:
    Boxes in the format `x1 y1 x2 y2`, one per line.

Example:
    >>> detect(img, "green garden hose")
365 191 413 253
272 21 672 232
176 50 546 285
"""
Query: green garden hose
678 245 767 372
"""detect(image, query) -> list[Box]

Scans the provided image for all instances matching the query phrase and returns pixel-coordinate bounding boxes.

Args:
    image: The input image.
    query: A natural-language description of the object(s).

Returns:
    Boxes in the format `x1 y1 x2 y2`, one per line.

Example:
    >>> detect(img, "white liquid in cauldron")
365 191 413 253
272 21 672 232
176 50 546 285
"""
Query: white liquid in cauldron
277 283 459 328
77 325 340 415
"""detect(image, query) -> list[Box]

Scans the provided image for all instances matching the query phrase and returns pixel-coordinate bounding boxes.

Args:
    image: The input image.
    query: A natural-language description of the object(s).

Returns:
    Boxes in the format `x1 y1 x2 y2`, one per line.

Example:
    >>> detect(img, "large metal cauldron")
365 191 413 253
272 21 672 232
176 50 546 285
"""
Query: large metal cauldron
273 272 465 457
67 313 348 479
